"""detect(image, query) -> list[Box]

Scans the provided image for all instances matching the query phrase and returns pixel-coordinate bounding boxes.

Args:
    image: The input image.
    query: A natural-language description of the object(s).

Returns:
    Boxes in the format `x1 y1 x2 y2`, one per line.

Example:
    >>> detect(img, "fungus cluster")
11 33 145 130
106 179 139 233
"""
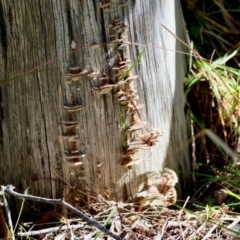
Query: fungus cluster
62 72 86 176
98 2 163 170
61 0 163 184
99 0 130 13
135 168 178 210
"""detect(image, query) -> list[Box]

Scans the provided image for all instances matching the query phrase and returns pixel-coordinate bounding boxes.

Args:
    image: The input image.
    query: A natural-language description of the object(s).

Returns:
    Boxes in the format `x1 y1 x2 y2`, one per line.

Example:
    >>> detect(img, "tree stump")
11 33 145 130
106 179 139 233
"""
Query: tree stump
0 0 191 212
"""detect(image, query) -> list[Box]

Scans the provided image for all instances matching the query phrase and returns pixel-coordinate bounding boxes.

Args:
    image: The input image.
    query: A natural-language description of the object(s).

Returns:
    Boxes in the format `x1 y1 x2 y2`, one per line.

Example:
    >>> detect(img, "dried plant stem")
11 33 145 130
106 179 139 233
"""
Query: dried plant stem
1 185 122 240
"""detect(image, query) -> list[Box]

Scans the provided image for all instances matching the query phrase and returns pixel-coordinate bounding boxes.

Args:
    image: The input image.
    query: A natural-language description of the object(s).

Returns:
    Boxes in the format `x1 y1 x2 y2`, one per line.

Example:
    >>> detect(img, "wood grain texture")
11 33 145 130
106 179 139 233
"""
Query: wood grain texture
0 0 191 211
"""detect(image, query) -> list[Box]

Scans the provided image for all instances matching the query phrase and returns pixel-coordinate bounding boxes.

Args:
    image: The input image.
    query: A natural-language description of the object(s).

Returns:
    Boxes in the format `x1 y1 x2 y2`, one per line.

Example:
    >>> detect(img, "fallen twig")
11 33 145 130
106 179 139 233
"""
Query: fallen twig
1 187 15 240
17 224 84 237
1 185 122 240
178 196 190 240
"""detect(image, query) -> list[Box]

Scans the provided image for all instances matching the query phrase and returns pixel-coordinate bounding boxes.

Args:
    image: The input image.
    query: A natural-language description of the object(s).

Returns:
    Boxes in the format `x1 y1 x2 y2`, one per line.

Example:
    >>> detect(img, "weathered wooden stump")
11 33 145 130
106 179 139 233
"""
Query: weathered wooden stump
0 0 191 212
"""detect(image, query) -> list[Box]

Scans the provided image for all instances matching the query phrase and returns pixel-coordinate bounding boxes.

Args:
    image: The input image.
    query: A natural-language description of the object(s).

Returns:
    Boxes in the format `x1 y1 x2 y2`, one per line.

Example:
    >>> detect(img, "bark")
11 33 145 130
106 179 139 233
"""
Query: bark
0 0 191 212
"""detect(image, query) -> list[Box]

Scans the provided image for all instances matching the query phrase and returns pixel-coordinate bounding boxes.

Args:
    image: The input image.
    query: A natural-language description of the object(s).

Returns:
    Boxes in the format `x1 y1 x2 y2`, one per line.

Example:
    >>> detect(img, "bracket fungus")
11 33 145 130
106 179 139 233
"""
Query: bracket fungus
117 42 130 50
64 151 86 160
63 104 85 112
66 66 88 82
99 0 112 13
121 155 142 168
62 122 79 130
65 159 84 167
87 69 99 78
61 126 79 138
60 134 79 140
118 0 130 8
62 120 78 125
127 121 146 132
127 130 163 150
99 0 111 8
63 96 84 112
92 73 115 94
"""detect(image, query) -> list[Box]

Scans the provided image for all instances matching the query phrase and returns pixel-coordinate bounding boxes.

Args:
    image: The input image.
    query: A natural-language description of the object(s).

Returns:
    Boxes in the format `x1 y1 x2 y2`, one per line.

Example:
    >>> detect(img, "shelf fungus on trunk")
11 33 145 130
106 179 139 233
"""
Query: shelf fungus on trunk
66 66 88 82
61 121 79 140
107 14 163 170
64 151 85 165
118 54 131 65
109 16 120 29
109 17 128 35
121 130 162 169
121 155 142 168
117 75 138 86
99 0 112 13
112 53 131 70
123 103 144 115
60 134 79 140
127 120 146 132
122 148 139 158
127 130 163 150
92 84 115 94
77 175 87 180
118 42 130 50
118 93 139 105
112 67 128 79
108 17 129 47
107 36 123 47
65 158 84 167
63 104 85 112
62 120 78 125
118 0 130 8
63 96 84 112
116 66 129 77
99 0 111 8
62 122 79 130
92 73 115 94
117 23 129 34
87 69 99 79
64 139 86 165
64 151 86 160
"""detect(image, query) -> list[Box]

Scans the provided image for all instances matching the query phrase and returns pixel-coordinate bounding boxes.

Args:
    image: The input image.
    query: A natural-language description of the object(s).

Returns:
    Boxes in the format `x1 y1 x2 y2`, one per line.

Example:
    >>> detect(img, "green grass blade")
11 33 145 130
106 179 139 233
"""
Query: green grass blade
94 208 116 240
118 48 145 81
204 129 239 162
14 187 29 233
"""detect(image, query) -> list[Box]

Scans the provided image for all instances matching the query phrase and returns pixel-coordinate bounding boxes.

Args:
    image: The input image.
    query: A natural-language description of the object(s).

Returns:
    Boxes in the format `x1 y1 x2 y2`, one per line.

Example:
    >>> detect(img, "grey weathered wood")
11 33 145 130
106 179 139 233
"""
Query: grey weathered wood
0 0 191 211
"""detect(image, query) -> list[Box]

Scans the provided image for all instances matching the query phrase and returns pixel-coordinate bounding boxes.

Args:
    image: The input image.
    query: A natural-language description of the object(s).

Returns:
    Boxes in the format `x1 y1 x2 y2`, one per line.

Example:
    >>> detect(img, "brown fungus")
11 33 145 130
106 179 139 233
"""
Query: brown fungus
118 0 130 8
66 66 88 81
87 69 99 78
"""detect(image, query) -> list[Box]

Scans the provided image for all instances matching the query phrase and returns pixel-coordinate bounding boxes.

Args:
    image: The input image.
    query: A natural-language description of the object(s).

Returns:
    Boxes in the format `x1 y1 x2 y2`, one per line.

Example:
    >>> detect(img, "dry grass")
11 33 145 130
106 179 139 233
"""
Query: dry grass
13 199 240 239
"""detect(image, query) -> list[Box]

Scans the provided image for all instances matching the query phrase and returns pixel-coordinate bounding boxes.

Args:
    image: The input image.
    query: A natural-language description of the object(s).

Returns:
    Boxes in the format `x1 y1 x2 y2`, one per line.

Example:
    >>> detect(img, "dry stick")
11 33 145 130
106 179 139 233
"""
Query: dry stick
161 24 200 58
160 218 169 238
202 224 218 240
50 166 98 202
17 224 84 237
1 187 15 240
177 196 190 240
1 185 122 240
